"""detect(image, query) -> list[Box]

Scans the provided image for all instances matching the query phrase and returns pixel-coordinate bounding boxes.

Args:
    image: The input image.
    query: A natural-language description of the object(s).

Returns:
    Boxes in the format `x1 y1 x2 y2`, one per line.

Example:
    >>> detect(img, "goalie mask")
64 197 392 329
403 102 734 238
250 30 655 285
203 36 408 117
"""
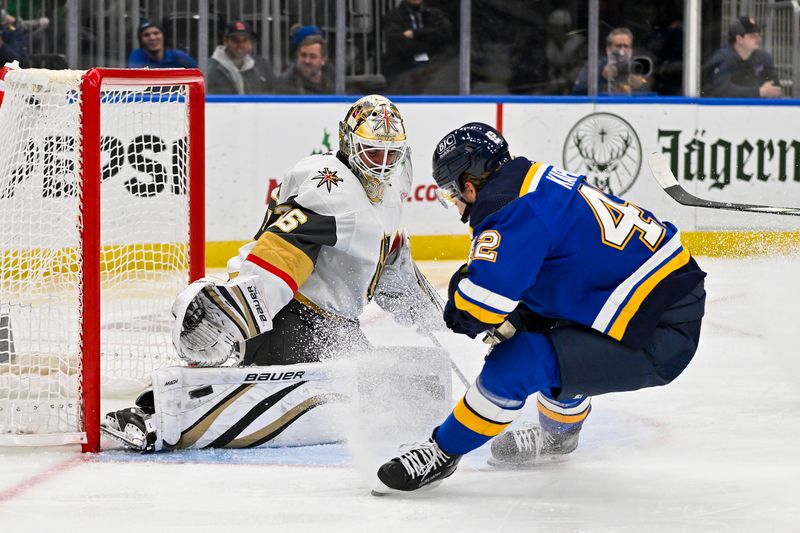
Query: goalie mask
339 94 408 203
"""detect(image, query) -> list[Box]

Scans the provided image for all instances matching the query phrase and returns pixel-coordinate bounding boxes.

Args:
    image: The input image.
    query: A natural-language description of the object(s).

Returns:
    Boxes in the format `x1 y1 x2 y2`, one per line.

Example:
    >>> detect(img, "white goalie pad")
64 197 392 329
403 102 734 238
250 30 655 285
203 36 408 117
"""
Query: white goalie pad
148 346 453 451
151 363 345 450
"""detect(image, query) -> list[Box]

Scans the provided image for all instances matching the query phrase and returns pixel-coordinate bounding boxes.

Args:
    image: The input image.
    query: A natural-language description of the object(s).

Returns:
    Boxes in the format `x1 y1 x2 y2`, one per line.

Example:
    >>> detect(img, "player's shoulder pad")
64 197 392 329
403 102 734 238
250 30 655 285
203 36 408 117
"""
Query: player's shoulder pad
469 157 534 229
284 153 369 215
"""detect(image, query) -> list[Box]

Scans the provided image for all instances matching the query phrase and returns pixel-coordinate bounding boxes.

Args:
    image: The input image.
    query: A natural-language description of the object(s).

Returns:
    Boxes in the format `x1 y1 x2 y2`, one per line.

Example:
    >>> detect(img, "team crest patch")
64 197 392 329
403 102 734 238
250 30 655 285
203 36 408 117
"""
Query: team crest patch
312 167 343 192
367 103 402 137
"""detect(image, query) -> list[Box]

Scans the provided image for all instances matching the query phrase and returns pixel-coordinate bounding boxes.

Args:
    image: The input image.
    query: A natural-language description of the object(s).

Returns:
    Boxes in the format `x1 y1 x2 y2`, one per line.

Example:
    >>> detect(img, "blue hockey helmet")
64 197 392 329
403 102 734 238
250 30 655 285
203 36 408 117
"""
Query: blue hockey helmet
432 122 510 206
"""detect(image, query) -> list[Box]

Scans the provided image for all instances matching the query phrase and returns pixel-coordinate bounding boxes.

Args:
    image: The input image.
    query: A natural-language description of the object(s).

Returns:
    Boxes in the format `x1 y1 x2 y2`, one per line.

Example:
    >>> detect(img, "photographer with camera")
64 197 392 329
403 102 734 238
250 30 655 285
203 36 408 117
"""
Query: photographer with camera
573 27 653 95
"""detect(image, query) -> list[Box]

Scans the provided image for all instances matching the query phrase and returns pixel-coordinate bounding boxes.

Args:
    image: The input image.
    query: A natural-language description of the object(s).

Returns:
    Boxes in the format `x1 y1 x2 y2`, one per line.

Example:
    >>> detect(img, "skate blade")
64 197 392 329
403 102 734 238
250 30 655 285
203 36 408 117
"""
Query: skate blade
371 479 396 496
100 424 145 452
486 454 570 469
371 478 443 496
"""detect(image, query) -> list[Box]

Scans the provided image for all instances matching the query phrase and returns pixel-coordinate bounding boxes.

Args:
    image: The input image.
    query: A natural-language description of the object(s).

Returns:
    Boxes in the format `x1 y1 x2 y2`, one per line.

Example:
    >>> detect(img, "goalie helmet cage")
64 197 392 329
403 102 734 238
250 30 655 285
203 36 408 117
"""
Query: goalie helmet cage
0 67 205 452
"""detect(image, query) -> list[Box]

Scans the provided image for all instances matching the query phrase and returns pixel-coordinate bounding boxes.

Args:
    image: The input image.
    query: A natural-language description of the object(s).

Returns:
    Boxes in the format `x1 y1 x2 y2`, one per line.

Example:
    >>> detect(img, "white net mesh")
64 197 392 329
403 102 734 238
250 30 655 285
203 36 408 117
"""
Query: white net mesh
0 69 195 442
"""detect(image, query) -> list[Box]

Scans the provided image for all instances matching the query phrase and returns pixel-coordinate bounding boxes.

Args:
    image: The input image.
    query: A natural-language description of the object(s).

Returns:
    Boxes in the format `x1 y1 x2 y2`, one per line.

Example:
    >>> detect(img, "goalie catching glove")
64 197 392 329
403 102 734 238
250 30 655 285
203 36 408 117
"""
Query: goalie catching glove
172 276 273 366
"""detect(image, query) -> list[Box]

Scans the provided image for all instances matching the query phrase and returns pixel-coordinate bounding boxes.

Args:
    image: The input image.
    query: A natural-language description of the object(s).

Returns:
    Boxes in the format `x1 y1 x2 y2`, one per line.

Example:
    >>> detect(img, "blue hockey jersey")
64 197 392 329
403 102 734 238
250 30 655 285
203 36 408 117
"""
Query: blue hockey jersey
452 157 706 349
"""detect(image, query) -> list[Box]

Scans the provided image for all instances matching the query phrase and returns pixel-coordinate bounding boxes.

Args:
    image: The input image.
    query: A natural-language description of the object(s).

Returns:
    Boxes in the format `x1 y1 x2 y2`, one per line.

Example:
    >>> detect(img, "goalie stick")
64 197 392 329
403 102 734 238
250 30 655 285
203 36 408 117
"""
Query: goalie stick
648 152 800 216
411 261 471 388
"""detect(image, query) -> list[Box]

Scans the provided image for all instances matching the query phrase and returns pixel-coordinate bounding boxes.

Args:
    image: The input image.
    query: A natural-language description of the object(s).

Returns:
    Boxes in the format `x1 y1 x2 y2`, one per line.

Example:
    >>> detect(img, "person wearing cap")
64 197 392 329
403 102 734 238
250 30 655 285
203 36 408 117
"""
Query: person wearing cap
289 24 323 54
278 31 334 94
703 16 781 98
206 20 277 94
128 21 198 69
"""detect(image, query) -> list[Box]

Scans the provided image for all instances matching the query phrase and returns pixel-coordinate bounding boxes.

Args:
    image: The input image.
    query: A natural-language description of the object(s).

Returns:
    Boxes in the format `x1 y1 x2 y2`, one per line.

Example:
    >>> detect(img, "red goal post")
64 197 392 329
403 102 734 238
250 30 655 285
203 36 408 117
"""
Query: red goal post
0 66 205 452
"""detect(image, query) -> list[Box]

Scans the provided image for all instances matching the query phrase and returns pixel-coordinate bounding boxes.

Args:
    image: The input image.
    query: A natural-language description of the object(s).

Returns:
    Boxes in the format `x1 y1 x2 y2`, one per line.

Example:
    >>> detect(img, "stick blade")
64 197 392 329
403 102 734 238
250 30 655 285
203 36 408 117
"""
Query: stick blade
647 152 678 190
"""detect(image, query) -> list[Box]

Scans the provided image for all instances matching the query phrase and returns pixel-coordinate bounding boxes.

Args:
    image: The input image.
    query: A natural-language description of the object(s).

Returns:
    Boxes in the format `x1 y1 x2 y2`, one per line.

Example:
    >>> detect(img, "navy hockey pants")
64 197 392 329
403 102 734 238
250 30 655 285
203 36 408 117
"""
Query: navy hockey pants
545 279 705 400
434 280 705 456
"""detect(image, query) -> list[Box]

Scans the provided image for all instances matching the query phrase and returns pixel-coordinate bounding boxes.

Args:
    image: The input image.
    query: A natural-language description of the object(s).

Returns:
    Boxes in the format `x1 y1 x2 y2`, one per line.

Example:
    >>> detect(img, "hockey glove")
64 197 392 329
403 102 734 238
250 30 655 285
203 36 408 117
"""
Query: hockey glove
447 263 470 302
172 276 273 366
443 263 480 338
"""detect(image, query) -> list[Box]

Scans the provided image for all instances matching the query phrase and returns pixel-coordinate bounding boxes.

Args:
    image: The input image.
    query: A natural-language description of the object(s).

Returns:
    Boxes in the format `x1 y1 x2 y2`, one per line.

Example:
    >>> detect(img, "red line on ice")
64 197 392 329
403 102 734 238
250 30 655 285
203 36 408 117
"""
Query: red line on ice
0 455 86 504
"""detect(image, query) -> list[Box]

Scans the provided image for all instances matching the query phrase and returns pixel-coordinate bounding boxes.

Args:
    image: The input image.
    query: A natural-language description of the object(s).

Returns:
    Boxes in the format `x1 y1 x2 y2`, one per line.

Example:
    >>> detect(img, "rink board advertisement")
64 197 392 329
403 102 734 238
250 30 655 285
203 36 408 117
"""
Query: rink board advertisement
203 101 495 243
502 102 800 233
204 99 800 257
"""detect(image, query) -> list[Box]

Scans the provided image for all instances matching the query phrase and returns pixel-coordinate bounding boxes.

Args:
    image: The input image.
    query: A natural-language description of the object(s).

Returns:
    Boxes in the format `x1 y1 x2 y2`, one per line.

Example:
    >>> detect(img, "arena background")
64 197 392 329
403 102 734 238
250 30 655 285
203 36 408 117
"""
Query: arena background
203 95 800 266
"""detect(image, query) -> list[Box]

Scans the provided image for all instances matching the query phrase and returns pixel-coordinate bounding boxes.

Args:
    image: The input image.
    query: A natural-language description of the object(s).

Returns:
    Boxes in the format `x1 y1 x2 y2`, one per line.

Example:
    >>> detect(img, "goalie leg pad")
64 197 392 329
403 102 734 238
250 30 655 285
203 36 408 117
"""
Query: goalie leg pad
144 348 454 451
150 364 350 450
172 276 273 366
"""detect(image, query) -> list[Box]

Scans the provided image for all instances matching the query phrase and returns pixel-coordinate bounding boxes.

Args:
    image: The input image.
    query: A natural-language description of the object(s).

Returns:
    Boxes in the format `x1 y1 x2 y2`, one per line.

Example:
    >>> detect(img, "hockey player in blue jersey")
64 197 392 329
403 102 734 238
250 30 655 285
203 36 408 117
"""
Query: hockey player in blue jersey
373 122 706 495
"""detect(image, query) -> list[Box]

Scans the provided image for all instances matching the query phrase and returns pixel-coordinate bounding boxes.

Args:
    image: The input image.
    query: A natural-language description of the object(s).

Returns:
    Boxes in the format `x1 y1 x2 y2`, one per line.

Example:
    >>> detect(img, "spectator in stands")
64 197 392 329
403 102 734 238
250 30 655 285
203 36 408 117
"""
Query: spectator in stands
703 16 781 98
0 29 23 67
289 24 324 56
0 9 47 68
381 0 454 94
206 20 277 94
542 9 586 95
278 32 334 94
573 27 654 95
128 21 197 69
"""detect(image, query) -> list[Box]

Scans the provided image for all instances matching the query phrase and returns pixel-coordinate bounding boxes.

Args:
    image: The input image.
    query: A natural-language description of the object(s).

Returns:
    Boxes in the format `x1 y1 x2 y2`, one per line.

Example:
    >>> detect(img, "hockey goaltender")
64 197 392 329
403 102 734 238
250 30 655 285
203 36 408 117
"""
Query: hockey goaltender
102 94 450 452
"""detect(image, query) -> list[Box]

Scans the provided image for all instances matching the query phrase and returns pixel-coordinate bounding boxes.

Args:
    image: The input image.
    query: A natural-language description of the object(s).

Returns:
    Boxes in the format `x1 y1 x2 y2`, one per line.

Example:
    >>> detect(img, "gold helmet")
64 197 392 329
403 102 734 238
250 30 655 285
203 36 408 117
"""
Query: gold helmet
339 94 408 203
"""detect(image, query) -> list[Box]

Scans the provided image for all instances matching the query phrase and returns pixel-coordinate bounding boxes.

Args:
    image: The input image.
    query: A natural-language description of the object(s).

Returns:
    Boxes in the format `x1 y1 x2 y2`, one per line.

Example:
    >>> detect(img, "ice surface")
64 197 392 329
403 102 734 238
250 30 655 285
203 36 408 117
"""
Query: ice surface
2 257 799 532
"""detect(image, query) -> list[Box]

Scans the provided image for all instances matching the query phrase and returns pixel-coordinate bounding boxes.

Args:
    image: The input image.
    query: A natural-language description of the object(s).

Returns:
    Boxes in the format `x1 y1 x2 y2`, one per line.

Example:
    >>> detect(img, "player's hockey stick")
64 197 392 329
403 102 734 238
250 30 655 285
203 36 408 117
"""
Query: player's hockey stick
411 261 471 388
648 152 800 216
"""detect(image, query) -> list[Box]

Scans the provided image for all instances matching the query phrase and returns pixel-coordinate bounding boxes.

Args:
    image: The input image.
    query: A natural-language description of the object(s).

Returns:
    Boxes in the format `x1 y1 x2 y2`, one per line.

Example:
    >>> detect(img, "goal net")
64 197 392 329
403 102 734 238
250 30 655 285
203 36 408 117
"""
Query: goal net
0 66 205 451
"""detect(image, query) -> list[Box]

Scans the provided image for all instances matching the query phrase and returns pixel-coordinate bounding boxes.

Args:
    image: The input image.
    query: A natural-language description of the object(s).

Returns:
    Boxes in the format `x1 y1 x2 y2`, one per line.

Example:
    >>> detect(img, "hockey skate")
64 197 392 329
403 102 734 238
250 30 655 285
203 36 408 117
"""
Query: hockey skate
373 432 461 495
489 424 581 466
101 407 157 453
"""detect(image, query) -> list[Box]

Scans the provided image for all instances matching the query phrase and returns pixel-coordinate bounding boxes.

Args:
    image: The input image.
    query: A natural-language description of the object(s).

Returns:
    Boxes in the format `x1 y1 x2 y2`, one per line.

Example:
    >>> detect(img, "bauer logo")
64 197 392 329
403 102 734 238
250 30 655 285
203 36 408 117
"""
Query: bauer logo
562 112 642 195
247 285 269 323
244 371 306 382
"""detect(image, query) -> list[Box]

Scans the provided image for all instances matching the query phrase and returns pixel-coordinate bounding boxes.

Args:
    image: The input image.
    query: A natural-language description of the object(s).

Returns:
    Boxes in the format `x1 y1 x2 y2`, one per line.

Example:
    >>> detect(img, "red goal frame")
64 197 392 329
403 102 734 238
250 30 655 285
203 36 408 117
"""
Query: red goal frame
0 67 207 452
79 68 205 452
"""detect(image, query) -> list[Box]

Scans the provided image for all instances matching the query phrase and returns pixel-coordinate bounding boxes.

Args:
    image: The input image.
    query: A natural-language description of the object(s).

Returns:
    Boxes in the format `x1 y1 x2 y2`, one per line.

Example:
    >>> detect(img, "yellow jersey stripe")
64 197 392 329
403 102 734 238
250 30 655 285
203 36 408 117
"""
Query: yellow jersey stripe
608 248 692 340
453 398 509 437
454 291 507 325
537 401 591 424
249 232 314 291
519 162 543 197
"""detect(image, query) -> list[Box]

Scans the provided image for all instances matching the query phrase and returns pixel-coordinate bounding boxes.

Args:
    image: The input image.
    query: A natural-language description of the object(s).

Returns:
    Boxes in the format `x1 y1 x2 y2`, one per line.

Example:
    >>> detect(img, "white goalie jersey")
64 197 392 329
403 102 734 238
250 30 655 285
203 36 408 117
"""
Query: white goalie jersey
227 150 435 325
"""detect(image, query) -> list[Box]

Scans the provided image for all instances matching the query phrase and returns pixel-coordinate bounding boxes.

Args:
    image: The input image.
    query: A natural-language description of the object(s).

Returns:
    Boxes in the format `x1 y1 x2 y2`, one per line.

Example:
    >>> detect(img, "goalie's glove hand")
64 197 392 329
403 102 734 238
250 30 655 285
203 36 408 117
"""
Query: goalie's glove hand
172 276 273 367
